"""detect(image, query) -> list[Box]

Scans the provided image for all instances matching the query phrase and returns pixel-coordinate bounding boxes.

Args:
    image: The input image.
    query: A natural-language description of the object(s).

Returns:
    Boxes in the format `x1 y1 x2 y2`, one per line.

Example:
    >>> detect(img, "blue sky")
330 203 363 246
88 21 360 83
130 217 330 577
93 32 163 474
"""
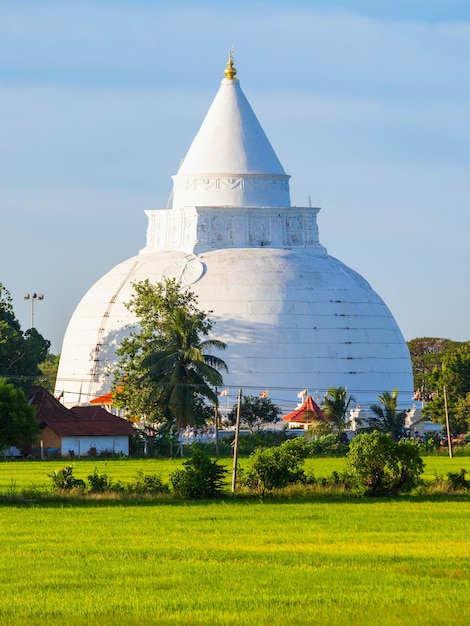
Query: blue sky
1 0 469 353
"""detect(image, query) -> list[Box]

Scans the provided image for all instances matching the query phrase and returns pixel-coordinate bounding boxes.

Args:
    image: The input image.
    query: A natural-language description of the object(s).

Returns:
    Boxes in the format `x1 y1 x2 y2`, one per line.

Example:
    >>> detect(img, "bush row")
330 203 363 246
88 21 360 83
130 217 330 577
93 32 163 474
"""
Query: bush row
49 446 227 499
44 434 470 500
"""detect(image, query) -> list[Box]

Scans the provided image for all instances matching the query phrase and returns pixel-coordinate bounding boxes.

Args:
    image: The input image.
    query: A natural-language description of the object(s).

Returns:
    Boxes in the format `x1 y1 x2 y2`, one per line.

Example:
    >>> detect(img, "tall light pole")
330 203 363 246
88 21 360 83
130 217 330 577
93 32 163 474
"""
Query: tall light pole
24 293 44 329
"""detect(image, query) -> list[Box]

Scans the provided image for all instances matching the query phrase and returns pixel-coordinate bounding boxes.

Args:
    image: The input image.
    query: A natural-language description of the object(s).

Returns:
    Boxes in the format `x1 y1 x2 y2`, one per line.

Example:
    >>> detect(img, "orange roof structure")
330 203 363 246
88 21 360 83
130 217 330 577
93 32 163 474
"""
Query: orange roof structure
90 392 114 405
282 395 326 425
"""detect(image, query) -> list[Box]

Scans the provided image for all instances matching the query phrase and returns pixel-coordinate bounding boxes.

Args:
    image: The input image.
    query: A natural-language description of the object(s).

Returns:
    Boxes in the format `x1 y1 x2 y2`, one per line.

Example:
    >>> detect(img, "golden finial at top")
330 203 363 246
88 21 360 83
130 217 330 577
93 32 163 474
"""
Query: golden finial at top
224 50 237 80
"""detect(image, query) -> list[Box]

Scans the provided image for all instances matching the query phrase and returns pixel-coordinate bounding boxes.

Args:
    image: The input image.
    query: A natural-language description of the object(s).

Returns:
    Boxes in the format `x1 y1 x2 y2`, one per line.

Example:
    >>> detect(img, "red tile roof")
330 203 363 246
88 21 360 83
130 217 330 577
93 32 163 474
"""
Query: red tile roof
281 395 326 423
29 387 135 437
71 406 135 436
29 386 76 421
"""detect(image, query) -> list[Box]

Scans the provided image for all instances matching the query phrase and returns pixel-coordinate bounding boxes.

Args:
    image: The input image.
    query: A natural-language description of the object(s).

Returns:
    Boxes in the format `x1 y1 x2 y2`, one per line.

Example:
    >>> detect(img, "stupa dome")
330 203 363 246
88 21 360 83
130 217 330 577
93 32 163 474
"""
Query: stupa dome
55 55 413 412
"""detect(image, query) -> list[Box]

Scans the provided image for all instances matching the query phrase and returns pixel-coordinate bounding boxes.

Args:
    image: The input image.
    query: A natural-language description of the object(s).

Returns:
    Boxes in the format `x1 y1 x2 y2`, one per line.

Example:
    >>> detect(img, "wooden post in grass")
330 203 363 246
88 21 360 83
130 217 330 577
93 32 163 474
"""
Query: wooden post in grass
214 400 220 458
231 388 242 493
443 385 453 458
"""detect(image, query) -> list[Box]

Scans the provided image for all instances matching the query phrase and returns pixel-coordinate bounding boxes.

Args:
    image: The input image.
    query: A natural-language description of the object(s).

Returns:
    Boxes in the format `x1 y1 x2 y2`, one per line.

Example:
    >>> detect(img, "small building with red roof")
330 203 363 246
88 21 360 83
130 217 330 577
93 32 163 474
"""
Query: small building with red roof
281 395 326 430
29 387 136 458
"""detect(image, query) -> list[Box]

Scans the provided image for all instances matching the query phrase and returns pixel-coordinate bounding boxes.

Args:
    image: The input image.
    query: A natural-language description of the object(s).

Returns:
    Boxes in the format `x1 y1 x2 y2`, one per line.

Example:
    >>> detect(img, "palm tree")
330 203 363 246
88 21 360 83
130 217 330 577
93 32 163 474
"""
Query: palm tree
321 387 356 438
368 389 407 441
142 307 228 429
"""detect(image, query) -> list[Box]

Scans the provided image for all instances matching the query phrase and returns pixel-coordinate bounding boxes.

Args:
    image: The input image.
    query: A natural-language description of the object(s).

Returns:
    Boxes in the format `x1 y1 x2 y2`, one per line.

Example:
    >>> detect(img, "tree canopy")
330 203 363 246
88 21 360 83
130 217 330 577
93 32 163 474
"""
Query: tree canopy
226 395 281 434
0 378 39 452
321 387 356 438
0 282 51 391
407 337 461 399
112 279 227 429
367 389 407 441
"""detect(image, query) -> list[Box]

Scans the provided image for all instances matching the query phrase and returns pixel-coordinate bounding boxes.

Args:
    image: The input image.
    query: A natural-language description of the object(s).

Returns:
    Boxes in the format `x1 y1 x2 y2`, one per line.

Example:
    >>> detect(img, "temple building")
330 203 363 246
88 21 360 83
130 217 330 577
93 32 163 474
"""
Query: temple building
55 55 413 414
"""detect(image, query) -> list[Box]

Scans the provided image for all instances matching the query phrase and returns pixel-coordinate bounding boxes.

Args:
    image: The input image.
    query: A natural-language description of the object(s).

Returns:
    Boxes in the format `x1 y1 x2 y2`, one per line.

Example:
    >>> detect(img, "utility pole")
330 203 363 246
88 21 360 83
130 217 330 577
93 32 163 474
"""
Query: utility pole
231 388 242 493
443 385 453 459
24 292 44 329
214 389 220 458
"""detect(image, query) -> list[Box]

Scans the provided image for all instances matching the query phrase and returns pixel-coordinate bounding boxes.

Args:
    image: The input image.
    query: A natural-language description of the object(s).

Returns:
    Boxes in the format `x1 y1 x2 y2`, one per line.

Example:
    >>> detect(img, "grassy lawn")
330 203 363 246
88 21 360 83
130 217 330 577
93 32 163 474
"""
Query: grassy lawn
1 497 469 625
0 455 469 624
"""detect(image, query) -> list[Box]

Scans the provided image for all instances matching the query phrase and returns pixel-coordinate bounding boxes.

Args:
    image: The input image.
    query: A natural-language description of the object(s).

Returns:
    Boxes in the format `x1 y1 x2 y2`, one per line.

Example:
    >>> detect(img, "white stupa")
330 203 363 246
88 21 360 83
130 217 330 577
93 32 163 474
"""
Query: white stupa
55 55 413 412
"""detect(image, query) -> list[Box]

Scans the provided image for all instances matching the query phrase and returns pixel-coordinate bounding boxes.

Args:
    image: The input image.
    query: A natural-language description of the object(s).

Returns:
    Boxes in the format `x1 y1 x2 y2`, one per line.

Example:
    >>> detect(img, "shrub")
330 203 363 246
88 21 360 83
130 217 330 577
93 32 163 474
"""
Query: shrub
87 467 112 492
347 432 424 496
49 466 85 492
240 437 309 495
170 445 227 498
128 471 169 495
446 468 470 491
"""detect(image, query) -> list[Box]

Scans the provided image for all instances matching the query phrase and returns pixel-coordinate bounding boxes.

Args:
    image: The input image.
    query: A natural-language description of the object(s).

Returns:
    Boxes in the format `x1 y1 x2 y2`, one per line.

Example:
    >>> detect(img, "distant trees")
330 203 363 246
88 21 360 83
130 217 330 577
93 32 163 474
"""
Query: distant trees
112 279 227 429
0 281 51 392
407 337 459 396
408 338 470 432
226 395 282 434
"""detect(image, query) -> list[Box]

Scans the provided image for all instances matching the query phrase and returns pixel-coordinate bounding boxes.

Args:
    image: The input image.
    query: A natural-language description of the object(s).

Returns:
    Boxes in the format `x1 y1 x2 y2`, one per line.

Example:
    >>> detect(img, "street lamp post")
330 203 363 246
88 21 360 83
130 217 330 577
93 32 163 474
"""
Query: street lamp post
24 293 44 329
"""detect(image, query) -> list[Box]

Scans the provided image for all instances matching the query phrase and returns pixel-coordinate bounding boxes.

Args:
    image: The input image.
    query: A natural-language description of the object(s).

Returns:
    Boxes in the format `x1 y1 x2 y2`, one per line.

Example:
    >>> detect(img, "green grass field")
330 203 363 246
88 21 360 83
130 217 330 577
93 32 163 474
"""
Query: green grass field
2 497 469 625
1 456 469 624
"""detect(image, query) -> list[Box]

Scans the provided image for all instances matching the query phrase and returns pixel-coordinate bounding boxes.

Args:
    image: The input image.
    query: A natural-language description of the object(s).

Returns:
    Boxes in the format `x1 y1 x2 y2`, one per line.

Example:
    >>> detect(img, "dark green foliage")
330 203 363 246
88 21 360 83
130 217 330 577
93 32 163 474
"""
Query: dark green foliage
306 433 349 456
170 445 227 498
128 471 169 494
142 306 227 428
347 431 424 496
321 387 356 437
49 466 85 492
87 467 112 492
240 437 309 495
226 395 282 433
112 279 227 429
0 378 39 452
36 353 60 393
446 468 470 491
407 337 460 395
409 339 470 432
367 389 407 441
0 282 51 392
190 437 234 458
236 431 288 455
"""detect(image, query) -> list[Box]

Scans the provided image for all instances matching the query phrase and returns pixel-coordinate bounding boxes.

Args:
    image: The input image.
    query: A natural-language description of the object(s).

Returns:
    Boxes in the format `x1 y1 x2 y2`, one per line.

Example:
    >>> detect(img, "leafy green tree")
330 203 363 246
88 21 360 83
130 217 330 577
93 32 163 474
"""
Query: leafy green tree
37 353 60 393
112 279 196 423
407 337 460 396
226 395 281 434
425 343 470 432
0 282 50 391
347 431 424 496
367 390 407 441
321 387 356 438
143 306 227 429
112 279 227 429
453 394 470 434
0 378 39 452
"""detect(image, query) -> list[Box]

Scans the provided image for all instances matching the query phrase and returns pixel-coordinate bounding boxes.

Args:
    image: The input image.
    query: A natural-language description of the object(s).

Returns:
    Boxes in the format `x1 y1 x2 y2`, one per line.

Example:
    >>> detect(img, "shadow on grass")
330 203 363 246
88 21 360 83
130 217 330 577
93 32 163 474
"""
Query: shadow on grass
1 490 470 509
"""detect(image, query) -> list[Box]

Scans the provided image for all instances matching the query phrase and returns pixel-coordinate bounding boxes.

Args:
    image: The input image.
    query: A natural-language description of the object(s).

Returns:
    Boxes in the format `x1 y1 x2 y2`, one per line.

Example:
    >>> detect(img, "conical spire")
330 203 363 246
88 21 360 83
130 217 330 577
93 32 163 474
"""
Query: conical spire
172 55 291 208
